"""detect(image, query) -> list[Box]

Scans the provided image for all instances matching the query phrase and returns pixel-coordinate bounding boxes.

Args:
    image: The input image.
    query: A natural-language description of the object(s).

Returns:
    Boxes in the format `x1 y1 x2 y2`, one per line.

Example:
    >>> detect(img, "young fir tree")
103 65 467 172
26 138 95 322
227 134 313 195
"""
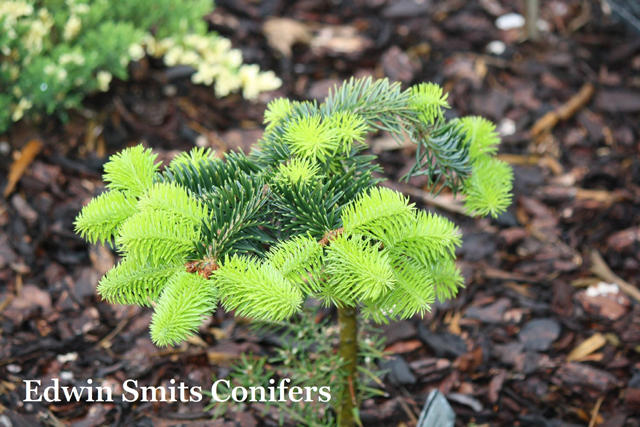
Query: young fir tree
75 77 513 426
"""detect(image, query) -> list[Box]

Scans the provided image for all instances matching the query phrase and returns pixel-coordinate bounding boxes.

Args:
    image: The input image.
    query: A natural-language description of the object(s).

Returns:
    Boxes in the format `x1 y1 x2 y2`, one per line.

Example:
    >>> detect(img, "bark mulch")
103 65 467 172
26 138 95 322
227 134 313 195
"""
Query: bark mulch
1 0 640 426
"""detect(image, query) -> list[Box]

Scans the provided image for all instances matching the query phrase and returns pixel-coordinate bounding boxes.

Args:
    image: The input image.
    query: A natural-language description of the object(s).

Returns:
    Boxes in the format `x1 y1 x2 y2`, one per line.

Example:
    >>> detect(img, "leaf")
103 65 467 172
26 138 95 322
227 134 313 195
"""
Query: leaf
263 18 312 58
566 333 607 362
3 139 42 198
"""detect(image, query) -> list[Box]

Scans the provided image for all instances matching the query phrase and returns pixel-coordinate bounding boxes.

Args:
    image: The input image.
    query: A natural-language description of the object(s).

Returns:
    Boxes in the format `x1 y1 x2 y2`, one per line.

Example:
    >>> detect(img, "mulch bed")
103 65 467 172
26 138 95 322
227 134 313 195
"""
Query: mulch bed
1 0 640 426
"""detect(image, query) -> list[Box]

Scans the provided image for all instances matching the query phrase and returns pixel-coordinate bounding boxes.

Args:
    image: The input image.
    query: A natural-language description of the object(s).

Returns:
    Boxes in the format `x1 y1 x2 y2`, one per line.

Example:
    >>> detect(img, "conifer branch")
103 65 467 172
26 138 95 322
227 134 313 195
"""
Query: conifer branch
102 145 160 197
98 257 183 306
462 156 514 217
116 210 199 263
324 235 396 305
198 174 272 259
213 255 303 321
150 271 218 347
137 182 209 227
266 235 323 294
74 190 139 244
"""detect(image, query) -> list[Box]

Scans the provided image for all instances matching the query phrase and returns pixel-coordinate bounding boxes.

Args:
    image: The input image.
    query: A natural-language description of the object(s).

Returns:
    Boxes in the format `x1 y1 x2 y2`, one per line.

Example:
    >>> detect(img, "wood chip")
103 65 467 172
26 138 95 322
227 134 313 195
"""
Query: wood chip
567 333 607 362
186 334 208 348
263 18 312 57
384 339 423 354
3 139 42 198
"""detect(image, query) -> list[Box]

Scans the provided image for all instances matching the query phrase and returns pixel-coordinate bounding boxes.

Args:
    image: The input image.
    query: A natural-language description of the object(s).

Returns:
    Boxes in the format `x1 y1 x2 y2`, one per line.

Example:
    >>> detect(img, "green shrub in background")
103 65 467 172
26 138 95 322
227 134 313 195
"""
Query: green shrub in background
0 0 282 133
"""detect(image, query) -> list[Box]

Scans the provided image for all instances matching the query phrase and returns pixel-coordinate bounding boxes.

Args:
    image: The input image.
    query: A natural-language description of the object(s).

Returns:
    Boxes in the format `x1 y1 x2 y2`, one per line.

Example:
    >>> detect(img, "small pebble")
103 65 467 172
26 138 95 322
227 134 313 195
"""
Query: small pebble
496 13 525 31
57 352 78 363
162 84 178 97
537 19 551 32
498 118 516 136
0 141 10 156
586 282 619 297
6 364 21 373
196 135 208 147
60 371 74 381
486 40 506 55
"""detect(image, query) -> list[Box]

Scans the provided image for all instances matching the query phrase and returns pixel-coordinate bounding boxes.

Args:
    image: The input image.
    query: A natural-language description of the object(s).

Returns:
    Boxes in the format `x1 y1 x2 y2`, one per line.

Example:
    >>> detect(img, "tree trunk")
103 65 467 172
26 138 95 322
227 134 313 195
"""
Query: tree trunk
337 305 358 427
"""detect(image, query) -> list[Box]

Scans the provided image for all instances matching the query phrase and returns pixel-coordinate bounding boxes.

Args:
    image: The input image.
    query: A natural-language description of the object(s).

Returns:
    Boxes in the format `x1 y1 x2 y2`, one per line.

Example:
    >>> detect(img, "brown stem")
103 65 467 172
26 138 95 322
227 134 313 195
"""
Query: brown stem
524 0 540 41
338 305 358 427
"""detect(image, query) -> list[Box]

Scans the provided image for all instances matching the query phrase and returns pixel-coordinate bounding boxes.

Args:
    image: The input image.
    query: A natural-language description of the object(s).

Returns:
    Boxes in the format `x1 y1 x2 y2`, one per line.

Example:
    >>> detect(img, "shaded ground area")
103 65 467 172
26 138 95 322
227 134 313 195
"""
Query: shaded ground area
1 0 640 426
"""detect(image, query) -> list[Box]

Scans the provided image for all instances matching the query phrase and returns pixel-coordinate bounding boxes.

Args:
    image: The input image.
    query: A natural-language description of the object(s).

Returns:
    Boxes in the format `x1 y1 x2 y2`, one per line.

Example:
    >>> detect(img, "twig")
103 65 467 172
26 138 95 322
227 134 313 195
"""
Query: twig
588 396 604 427
95 307 134 349
399 184 468 215
590 250 640 303
523 0 540 41
0 295 14 314
567 0 591 34
164 410 216 420
396 396 419 425
531 82 595 137
338 306 358 427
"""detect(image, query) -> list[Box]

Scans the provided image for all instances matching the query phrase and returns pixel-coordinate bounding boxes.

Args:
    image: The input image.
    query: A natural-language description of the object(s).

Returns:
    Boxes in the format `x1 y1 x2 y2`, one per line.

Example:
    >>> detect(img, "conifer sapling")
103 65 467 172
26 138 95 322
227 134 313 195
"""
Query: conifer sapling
75 77 513 426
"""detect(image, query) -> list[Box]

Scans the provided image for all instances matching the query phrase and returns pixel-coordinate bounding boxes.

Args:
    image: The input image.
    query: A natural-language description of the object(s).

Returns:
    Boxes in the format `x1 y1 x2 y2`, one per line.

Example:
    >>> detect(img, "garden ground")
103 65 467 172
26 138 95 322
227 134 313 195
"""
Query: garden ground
1 0 640 426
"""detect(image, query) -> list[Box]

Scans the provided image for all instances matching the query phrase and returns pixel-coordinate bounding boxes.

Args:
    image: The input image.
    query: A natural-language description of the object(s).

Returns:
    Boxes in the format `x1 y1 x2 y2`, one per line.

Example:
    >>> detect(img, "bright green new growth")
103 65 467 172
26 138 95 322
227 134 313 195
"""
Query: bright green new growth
328 111 368 153
263 98 293 131
284 115 340 162
103 145 160 196
98 257 182 306
275 158 322 184
150 271 217 347
116 209 200 261
137 182 209 226
340 189 463 321
75 77 513 350
459 116 501 159
341 187 414 234
325 235 396 304
215 255 303 321
266 235 323 293
463 156 514 217
410 82 450 124
74 191 138 244
75 145 213 345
